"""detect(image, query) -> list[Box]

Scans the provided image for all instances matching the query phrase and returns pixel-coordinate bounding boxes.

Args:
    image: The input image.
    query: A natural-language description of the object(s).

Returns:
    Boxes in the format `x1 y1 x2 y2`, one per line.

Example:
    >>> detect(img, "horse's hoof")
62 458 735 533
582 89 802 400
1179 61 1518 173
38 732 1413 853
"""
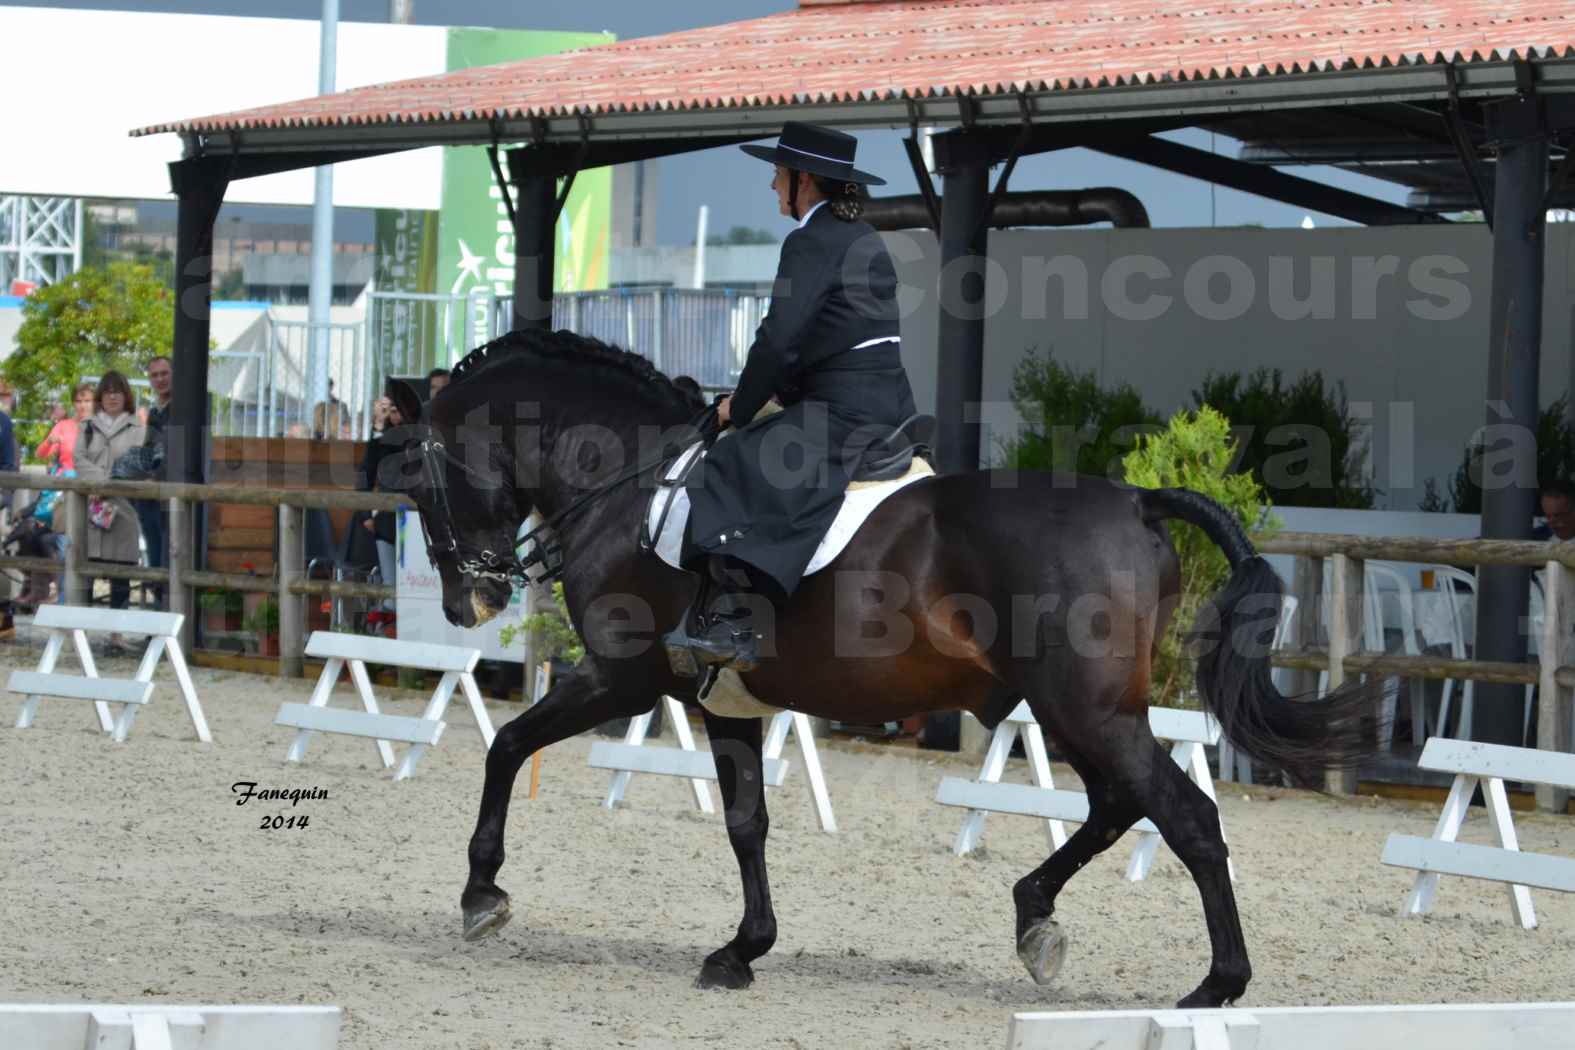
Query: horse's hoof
1017 919 1068 986
1176 979 1244 1009
695 953 754 990
462 895 513 942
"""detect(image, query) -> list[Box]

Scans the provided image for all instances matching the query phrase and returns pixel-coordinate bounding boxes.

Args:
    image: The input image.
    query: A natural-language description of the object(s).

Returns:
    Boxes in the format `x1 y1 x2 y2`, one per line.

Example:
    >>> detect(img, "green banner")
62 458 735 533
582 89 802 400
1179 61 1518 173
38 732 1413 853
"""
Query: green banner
373 208 440 372
438 28 614 356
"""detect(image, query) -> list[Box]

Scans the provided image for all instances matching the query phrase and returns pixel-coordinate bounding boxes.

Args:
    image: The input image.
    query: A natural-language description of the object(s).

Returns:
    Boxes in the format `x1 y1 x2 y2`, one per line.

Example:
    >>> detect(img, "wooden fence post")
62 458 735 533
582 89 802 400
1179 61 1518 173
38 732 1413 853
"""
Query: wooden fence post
1537 559 1573 813
64 490 88 607
167 498 194 656
1289 554 1323 700
279 503 304 679
1325 552 1364 794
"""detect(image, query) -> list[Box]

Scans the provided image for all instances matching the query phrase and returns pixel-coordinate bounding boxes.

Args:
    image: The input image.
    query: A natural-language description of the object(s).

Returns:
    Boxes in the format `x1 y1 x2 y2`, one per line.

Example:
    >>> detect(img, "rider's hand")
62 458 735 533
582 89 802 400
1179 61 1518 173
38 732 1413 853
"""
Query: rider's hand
717 395 733 427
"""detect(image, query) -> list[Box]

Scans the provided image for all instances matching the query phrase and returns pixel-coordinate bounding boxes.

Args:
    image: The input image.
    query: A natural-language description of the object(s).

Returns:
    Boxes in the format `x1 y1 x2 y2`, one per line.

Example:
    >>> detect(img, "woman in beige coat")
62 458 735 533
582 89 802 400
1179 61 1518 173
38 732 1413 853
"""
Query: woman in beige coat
73 371 146 634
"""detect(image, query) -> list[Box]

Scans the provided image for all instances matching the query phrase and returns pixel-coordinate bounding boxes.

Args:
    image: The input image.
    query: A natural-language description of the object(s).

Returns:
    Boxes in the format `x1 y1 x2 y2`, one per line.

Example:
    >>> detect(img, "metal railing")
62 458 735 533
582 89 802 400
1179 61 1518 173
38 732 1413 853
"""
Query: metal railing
1250 531 1575 811
491 289 770 389
0 472 401 680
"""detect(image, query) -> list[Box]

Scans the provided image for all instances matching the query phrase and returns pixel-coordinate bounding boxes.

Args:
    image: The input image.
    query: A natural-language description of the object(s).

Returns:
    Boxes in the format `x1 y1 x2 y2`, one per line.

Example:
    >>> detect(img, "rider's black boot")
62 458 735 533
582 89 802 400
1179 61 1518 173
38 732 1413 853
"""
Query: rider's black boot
663 557 768 677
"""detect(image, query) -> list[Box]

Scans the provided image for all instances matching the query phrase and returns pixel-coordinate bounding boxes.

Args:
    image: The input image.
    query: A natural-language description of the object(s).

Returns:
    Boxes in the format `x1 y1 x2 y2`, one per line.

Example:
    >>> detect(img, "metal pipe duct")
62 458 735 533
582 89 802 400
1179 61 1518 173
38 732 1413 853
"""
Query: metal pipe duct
863 188 1150 231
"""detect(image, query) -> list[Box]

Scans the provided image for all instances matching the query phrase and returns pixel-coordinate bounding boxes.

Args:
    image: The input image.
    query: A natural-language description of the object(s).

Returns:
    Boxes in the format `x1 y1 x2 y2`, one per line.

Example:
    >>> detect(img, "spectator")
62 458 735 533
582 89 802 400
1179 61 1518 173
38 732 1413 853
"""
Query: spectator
134 357 173 606
360 390 405 616
428 368 451 400
74 370 146 652
37 384 95 473
8 465 73 609
1532 479 1575 541
312 380 352 440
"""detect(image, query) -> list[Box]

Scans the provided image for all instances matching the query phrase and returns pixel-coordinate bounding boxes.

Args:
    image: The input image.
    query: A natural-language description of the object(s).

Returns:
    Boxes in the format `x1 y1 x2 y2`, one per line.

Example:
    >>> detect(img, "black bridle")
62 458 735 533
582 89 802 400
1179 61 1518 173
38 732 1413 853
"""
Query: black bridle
412 403 719 588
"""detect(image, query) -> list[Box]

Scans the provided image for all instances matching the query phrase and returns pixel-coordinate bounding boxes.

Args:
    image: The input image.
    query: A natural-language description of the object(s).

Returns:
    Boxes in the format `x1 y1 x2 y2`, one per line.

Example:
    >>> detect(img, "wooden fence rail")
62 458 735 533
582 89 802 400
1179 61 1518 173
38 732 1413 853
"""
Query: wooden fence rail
0 471 401 679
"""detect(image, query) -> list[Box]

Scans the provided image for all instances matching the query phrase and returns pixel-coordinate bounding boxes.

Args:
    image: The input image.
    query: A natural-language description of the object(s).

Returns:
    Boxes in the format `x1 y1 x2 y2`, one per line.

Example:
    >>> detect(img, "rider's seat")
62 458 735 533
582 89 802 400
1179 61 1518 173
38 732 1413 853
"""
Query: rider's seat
854 413 937 482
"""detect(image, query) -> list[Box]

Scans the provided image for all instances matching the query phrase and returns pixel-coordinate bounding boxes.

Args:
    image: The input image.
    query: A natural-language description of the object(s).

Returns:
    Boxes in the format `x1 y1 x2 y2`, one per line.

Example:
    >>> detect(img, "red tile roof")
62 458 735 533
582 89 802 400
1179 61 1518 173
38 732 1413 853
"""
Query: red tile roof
135 0 1575 136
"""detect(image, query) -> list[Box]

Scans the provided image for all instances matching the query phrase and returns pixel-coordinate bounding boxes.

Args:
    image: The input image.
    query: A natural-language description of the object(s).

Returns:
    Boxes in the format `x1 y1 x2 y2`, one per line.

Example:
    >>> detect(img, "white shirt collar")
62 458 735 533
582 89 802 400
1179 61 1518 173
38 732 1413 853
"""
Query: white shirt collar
797 199 827 229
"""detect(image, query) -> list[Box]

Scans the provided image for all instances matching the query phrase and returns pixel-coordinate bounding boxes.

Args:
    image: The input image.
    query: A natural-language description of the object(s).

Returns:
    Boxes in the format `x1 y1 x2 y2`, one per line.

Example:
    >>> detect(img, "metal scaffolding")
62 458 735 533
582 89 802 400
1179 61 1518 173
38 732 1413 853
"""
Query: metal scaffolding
0 195 83 290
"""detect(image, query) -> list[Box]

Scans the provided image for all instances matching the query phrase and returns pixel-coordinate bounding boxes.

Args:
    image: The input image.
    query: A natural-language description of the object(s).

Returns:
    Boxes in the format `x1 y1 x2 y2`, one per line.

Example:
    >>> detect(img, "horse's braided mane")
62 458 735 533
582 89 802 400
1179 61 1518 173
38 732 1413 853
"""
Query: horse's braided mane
447 326 690 409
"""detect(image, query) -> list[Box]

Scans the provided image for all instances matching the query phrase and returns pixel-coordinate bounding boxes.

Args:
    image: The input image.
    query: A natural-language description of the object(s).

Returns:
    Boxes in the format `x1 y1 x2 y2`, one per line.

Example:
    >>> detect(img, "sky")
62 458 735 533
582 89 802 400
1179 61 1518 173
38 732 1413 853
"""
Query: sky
14 0 1413 244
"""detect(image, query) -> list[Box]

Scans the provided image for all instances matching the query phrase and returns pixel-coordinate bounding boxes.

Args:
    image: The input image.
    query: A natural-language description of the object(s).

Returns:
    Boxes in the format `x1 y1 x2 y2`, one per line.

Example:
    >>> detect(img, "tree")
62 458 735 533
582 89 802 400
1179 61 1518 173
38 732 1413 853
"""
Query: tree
706 226 777 246
1001 348 1161 479
5 262 172 456
1192 368 1376 509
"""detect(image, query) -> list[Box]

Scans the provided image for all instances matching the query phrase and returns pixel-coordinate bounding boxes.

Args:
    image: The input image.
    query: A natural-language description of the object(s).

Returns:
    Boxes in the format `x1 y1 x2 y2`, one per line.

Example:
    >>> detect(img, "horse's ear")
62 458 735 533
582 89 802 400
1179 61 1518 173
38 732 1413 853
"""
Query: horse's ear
388 379 423 425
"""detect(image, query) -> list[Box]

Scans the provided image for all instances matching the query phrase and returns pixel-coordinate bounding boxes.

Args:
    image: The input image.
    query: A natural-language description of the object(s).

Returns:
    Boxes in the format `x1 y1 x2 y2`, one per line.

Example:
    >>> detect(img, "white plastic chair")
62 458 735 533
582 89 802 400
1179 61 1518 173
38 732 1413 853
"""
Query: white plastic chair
1429 565 1537 745
1365 561 1432 745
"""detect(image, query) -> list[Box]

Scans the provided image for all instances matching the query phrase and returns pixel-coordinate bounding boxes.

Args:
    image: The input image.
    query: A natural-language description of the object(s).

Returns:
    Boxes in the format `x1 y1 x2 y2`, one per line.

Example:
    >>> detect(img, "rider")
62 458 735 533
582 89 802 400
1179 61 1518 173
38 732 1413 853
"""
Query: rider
664 122 916 675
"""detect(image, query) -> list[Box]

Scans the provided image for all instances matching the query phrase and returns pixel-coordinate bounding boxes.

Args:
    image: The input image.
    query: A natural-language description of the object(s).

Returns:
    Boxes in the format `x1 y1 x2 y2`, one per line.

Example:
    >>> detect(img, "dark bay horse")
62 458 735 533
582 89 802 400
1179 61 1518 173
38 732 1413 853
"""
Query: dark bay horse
385 327 1385 1008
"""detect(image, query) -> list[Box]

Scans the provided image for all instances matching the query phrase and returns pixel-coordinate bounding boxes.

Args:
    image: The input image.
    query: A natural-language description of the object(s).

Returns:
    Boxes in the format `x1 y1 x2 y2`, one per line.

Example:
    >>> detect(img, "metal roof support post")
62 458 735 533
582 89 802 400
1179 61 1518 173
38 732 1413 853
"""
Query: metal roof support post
168 156 230 484
510 165 556 332
1472 90 1549 749
933 132 991 475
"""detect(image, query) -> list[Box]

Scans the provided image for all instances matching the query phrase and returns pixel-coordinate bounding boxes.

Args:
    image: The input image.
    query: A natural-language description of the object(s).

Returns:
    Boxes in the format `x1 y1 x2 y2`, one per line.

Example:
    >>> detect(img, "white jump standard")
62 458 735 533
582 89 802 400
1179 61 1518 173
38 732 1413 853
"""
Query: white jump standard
275 632 495 780
9 605 209 743
937 704 1233 881
589 706 836 832
1382 737 1575 928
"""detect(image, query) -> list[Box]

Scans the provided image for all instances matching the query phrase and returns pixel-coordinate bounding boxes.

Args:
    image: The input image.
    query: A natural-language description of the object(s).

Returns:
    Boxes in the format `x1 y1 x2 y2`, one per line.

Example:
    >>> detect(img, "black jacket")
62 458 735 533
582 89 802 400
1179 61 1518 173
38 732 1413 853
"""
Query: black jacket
730 204 900 424
360 432 399 544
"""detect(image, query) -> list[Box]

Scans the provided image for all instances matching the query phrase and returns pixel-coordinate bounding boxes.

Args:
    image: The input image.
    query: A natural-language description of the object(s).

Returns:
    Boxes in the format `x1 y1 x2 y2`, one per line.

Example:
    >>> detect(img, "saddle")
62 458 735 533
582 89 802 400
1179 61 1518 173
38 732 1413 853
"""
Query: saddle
640 413 937 575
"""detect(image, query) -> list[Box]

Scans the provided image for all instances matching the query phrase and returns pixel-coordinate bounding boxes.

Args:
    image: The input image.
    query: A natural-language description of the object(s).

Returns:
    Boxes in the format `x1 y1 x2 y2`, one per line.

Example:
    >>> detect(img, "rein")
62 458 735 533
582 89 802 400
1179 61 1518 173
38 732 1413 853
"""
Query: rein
416 402 719 587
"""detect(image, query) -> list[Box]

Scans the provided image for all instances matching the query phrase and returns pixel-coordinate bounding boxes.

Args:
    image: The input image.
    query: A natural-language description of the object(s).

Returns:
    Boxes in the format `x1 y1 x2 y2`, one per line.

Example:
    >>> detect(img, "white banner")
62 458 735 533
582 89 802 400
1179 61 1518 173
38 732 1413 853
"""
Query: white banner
395 509 524 662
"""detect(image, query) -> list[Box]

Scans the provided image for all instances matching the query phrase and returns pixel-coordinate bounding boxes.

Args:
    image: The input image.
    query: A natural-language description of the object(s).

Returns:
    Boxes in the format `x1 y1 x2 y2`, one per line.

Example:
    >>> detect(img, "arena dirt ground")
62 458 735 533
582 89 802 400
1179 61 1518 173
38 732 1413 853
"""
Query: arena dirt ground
2 635 1572 1049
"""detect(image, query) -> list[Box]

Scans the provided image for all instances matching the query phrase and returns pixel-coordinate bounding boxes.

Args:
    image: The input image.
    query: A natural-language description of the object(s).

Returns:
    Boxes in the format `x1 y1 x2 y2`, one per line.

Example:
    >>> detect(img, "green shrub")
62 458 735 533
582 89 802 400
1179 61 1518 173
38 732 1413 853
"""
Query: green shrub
498 581 583 665
1446 396 1575 514
1001 349 1161 479
1192 368 1375 509
1122 405 1281 707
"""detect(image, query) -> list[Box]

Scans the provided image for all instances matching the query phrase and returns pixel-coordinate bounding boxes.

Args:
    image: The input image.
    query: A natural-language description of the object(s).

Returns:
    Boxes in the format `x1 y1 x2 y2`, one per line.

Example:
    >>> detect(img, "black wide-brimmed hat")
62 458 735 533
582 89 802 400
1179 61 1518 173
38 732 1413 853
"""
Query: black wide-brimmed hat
740 122 886 186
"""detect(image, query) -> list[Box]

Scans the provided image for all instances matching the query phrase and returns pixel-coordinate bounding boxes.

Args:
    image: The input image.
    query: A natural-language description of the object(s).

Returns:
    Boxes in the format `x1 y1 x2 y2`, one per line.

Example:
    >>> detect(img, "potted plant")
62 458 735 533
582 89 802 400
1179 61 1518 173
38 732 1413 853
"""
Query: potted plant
245 597 281 658
198 588 243 634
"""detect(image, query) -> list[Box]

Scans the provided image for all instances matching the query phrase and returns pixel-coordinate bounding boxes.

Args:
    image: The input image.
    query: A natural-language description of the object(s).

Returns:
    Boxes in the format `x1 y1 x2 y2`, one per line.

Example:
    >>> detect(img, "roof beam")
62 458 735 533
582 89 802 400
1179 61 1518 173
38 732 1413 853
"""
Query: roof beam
1238 141 1473 164
504 133 766 177
1086 135 1447 225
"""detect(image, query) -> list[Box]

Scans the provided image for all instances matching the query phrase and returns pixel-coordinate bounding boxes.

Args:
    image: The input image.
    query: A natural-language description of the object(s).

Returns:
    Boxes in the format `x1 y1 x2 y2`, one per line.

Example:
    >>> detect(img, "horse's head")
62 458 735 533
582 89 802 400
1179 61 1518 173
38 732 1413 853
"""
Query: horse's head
387 379 523 629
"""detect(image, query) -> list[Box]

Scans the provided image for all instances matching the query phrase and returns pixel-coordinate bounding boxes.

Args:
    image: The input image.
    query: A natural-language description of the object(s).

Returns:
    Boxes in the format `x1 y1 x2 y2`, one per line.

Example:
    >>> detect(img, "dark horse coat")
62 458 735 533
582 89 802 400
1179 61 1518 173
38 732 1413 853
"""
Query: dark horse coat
681 203 914 596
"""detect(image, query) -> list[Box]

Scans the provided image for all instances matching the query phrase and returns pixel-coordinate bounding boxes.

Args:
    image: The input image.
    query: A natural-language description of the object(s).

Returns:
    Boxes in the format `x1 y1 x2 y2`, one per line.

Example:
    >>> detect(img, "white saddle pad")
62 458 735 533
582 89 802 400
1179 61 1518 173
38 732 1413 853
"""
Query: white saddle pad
647 440 935 575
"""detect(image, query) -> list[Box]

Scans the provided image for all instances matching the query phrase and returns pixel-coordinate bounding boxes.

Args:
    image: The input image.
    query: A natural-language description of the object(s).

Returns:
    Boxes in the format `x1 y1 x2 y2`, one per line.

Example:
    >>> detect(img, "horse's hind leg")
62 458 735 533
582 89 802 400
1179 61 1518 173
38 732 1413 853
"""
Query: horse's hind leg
1012 757 1143 986
1136 734 1251 1007
461 673 651 942
694 709 776 990
1038 708 1251 1006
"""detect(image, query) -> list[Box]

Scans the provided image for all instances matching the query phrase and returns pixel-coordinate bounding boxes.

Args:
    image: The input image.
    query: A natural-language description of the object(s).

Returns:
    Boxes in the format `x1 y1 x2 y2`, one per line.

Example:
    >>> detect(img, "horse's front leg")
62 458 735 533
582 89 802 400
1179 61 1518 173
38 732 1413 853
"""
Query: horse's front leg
461 671 650 941
696 710 777 990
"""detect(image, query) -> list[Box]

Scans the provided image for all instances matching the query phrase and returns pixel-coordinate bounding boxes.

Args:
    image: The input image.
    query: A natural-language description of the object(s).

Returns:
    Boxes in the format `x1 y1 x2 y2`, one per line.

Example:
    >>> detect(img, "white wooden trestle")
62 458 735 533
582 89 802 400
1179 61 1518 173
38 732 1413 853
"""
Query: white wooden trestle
936 703 1233 881
274 632 494 781
9 605 209 743
0 1003 341 1050
1382 737 1575 929
590 705 837 832
1005 1003 1575 1050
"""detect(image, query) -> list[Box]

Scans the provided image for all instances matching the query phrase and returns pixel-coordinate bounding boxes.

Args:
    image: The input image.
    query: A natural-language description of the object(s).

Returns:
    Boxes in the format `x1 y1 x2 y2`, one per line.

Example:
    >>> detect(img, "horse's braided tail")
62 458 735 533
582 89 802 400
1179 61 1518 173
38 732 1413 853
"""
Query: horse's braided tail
1139 486 1389 789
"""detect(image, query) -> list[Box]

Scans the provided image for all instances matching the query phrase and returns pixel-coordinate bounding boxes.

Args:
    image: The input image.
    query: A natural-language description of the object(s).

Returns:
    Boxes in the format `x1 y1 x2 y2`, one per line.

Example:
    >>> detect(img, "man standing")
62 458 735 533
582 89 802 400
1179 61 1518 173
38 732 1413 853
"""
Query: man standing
136 355 174 606
1532 479 1575 541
